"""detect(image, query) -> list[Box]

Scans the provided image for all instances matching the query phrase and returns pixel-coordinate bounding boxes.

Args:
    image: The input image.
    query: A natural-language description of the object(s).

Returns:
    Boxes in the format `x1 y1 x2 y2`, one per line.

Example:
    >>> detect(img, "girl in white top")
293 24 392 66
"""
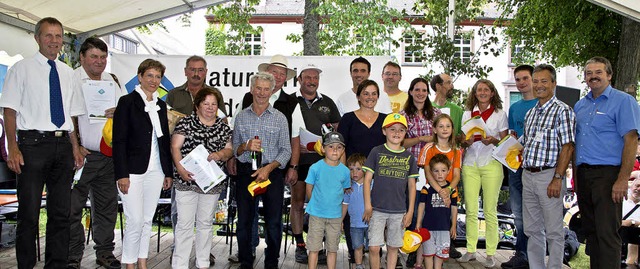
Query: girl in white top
457 79 508 268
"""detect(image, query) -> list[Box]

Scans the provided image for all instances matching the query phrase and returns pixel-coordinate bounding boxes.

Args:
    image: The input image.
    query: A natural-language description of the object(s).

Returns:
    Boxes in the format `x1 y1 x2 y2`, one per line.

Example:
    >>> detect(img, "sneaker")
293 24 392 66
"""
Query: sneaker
449 246 462 259
318 249 327 265
483 255 496 268
457 252 477 263
295 244 308 264
501 252 529 269
96 254 121 269
406 252 417 267
228 253 240 263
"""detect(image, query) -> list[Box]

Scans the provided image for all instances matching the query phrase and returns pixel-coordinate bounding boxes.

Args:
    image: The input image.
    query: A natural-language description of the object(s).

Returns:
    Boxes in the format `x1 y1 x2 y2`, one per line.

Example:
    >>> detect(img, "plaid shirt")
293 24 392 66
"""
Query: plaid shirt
232 104 291 169
522 96 575 168
400 108 441 159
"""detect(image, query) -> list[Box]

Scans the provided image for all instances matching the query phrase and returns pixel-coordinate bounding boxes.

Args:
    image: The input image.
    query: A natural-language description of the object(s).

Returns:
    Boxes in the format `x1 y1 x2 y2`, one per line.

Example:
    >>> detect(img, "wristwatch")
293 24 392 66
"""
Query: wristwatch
553 173 562 179
288 164 299 171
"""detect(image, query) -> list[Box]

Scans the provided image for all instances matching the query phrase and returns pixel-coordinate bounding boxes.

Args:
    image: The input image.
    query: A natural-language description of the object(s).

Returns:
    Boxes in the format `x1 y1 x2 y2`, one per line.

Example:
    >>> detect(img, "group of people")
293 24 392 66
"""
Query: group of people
1 16 639 269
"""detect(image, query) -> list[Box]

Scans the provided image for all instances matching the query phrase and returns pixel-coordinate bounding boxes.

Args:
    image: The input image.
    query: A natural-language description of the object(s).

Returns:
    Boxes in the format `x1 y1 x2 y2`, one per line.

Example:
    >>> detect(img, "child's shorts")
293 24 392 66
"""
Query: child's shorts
350 227 368 249
368 211 404 247
422 230 450 259
307 215 342 252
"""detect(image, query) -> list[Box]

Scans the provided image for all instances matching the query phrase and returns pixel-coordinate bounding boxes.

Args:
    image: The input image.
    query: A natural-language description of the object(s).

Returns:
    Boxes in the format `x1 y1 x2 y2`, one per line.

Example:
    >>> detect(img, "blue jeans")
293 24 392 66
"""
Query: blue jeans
236 162 284 268
509 168 528 256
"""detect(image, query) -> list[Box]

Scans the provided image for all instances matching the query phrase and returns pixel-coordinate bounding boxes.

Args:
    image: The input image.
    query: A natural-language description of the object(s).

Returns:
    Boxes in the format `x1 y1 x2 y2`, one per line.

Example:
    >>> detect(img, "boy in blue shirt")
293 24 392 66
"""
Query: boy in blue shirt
342 153 368 269
363 113 419 269
305 131 351 269
416 154 458 269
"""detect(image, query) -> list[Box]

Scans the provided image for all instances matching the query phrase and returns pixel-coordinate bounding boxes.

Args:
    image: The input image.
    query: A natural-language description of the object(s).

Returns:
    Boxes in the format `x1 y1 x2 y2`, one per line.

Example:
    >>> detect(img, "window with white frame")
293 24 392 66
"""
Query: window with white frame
453 34 471 63
243 33 262 56
108 34 137 54
403 33 425 64
510 41 526 63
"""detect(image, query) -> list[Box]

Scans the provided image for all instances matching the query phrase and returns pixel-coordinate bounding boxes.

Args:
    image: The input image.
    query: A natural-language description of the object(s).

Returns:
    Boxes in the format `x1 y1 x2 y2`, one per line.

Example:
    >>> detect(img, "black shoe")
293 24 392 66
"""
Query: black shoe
501 252 529 269
449 246 462 259
318 249 327 265
96 253 121 269
295 244 308 264
67 258 81 269
406 252 417 268
209 253 216 266
396 256 403 268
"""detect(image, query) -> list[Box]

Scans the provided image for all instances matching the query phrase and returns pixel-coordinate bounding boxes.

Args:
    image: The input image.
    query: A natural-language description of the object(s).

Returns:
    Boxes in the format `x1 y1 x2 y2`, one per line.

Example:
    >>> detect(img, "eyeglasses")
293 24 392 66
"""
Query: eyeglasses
383 72 401 77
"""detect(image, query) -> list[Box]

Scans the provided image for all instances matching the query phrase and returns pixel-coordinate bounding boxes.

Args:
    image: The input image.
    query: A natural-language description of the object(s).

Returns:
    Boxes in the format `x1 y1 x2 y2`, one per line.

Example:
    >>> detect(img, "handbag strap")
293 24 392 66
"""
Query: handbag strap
624 204 640 220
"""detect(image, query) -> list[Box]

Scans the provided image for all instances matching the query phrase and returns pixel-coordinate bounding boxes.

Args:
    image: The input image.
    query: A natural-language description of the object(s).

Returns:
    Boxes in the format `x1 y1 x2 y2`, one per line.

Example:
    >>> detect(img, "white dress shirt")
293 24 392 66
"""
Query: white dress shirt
0 52 84 131
73 68 127 152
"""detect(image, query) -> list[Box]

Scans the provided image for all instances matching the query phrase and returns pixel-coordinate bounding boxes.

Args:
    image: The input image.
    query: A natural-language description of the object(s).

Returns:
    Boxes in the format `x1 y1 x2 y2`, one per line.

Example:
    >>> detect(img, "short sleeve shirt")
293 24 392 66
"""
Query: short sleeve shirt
305 160 351 219
363 144 419 213
419 183 457 231
343 181 370 228
417 144 462 183
173 114 232 194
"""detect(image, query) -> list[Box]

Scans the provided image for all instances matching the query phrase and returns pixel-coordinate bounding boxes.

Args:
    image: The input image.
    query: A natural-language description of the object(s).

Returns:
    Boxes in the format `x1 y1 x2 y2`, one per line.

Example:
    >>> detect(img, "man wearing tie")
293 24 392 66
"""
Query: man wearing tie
0 17 84 268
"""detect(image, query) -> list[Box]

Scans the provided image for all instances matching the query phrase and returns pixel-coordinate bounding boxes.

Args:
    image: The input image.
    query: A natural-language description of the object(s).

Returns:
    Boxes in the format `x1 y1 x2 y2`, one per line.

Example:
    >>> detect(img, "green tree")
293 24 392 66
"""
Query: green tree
498 0 640 90
205 0 263 55
409 0 502 80
287 0 413 56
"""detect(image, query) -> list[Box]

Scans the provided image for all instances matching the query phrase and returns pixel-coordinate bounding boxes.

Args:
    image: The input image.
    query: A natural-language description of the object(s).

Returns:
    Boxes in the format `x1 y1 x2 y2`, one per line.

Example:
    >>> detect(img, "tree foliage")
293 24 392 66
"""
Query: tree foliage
287 0 412 56
205 0 263 55
409 0 502 80
497 0 621 69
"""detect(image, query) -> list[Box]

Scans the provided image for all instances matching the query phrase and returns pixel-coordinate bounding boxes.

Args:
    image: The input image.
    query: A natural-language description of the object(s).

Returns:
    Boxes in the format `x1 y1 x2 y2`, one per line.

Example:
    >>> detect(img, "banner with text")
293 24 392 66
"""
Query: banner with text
111 55 393 117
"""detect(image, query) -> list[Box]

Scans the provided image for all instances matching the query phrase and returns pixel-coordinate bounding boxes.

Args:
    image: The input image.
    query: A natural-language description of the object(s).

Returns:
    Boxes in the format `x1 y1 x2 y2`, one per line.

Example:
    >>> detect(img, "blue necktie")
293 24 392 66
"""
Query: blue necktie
47 60 65 128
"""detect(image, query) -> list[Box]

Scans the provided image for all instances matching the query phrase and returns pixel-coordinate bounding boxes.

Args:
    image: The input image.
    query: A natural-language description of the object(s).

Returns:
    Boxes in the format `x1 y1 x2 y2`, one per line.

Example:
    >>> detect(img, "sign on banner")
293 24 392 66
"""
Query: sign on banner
110 55 392 117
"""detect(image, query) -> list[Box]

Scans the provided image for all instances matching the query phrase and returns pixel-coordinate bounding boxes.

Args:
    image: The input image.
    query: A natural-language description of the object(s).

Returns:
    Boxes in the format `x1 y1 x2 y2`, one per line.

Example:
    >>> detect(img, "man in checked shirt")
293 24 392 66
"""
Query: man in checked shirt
520 64 575 269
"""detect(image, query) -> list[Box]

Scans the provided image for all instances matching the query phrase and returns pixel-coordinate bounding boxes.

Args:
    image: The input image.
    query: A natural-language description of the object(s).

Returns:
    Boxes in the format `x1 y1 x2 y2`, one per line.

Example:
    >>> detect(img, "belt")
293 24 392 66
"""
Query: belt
523 166 553 173
578 164 620 169
19 130 69 137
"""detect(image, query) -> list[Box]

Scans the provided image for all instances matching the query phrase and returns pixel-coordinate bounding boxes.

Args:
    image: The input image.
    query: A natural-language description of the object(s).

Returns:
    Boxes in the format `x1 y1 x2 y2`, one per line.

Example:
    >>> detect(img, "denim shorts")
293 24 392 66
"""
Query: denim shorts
350 227 368 249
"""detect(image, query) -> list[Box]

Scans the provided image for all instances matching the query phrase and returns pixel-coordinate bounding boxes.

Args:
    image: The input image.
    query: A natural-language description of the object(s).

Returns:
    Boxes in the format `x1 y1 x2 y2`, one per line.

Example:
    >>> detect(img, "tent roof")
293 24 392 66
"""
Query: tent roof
0 0 228 39
587 0 640 22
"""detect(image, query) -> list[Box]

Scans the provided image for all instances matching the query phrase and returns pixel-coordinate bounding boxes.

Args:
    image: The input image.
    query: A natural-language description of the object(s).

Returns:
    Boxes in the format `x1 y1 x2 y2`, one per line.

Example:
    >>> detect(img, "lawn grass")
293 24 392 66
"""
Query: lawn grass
569 244 590 268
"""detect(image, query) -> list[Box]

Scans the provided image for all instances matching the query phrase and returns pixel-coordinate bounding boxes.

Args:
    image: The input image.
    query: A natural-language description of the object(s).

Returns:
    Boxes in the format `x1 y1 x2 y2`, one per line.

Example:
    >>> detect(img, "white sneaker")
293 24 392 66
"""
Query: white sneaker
482 255 496 268
457 252 477 262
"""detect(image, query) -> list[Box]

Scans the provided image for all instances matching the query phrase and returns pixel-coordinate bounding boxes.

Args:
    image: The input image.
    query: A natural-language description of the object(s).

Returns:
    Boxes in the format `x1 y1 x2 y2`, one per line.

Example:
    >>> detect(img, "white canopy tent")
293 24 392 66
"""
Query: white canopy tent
0 0 229 40
587 0 640 22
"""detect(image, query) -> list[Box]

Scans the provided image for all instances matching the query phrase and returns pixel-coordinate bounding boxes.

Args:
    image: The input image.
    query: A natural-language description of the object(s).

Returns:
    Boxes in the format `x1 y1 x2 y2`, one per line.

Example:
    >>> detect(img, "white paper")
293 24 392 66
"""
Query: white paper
461 117 487 138
82 80 116 123
492 136 524 172
179 144 227 193
300 128 322 148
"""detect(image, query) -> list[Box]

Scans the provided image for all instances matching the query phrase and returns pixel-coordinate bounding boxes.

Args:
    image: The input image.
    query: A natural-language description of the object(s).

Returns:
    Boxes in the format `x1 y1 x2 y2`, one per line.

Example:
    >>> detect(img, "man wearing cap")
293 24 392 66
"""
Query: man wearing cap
291 63 342 263
67 37 126 269
0 17 85 268
336 56 393 116
233 72 292 269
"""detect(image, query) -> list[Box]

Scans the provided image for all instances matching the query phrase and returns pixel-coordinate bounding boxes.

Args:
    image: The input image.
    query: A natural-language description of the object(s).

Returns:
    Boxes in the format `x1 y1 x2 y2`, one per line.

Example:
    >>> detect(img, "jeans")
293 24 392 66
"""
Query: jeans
236 162 284 268
508 168 528 256
15 132 74 269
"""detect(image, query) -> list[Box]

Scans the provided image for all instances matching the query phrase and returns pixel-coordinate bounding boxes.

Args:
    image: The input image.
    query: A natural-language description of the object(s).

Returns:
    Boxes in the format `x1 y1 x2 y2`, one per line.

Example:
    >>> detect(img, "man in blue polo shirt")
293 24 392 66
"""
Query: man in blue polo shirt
574 56 640 269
